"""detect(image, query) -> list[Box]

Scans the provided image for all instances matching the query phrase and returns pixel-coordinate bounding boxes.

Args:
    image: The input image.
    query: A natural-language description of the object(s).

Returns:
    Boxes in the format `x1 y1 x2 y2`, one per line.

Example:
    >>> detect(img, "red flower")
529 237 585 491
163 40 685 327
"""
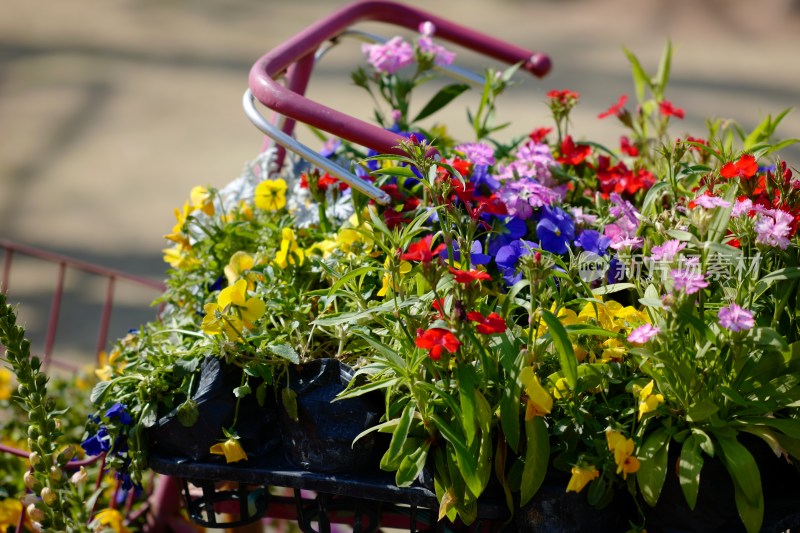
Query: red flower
529 127 553 144
449 267 491 284
556 136 591 166
401 235 446 263
467 311 507 335
384 208 412 229
720 154 757 180
658 100 685 119
598 94 628 119
620 136 639 157
547 89 580 105
415 328 461 360
432 298 446 318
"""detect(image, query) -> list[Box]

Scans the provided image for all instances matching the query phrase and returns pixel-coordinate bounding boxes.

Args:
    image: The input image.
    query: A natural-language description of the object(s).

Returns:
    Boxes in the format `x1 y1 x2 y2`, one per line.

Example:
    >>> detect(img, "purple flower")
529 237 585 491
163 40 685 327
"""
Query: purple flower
537 206 575 255
495 141 557 185
487 216 528 255
671 269 709 295
570 207 598 226
362 37 415 74
651 240 686 262
718 304 755 332
441 240 491 266
574 230 611 256
455 142 496 166
755 208 793 249
418 37 456 66
609 237 643 251
609 193 640 228
691 195 731 209
81 426 112 456
627 323 660 344
731 198 753 218
498 178 561 219
495 239 538 285
105 403 133 425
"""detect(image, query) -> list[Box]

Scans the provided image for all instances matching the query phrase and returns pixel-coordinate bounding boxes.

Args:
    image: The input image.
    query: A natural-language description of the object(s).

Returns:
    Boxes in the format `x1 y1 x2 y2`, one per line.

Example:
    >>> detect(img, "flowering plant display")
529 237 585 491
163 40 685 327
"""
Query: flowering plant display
72 23 800 532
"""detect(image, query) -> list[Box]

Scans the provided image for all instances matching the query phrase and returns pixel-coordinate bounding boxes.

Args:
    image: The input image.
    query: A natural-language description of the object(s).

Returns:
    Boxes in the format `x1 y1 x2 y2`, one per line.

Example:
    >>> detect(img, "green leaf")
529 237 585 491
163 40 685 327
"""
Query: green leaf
678 434 704 510
233 385 251 398
413 83 470 122
654 40 672 97
396 441 430 487
592 283 635 296
637 427 671 507
90 380 112 404
733 479 764 533
641 181 670 216
281 387 298 422
685 399 719 422
519 416 550 506
177 399 199 427
141 403 157 428
268 343 299 364
431 414 481 496
540 309 578 389
666 229 697 243
457 365 478 446
714 433 762 508
707 185 737 243
381 401 416 471
624 47 651 103
371 166 418 179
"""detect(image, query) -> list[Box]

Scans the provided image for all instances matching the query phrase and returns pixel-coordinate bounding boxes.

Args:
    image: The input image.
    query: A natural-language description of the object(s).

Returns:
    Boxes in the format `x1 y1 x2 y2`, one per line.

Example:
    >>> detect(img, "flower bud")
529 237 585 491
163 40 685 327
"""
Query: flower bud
27 503 46 522
24 470 38 490
70 466 88 485
37 436 48 449
53 418 62 431
49 466 62 481
56 445 75 465
41 487 57 506
28 425 40 439
29 451 41 466
18 383 29 396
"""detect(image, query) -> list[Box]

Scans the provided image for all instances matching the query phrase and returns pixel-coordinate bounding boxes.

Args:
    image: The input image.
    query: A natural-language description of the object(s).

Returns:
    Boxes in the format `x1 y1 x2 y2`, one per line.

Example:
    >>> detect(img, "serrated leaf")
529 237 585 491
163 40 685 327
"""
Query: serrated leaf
90 380 112 404
177 399 199 427
268 343 299 364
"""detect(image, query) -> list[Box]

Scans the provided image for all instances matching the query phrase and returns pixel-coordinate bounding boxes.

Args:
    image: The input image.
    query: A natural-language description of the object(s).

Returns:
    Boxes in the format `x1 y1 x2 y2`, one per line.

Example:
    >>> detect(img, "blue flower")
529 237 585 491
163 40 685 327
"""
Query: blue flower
469 164 500 192
574 229 611 256
81 426 112 456
537 206 575 255
105 403 134 426
441 240 491 266
495 239 538 286
487 216 528 255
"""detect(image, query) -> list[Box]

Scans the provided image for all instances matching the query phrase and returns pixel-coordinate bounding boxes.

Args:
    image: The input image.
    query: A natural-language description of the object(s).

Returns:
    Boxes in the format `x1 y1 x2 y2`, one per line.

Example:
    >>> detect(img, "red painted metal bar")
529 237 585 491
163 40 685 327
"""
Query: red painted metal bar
96 276 116 358
249 0 551 156
43 262 66 367
272 52 317 171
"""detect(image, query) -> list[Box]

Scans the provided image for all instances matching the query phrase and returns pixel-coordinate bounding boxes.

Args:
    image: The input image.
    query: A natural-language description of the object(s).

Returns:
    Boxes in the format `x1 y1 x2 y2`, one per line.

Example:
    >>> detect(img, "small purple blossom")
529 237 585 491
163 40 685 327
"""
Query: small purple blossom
754 208 793 249
419 21 436 37
609 193 640 228
362 37 415 74
651 240 687 262
81 426 112 456
671 269 709 295
487 216 528 255
455 142 496 167
105 403 134 425
731 198 753 218
498 178 561 219
718 304 755 332
692 195 731 209
570 207 598 226
495 141 557 185
495 239 538 286
610 237 643 251
627 323 660 344
537 206 575 255
441 240 491 266
417 37 456 66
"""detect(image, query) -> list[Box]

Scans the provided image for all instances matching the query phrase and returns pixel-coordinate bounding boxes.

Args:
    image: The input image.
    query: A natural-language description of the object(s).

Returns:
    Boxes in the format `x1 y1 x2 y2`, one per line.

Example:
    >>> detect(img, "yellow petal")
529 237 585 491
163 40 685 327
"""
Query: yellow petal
566 465 599 493
210 438 248 463
520 367 552 419
219 279 247 309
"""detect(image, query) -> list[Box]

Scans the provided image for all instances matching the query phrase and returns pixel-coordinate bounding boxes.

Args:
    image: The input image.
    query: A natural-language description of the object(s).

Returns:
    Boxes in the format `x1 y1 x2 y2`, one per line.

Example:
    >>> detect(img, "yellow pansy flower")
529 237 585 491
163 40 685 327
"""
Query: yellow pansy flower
163 202 192 244
566 465 599 493
254 178 287 211
92 508 131 533
551 377 571 400
520 367 553 420
201 279 266 341
210 438 248 463
190 185 215 216
275 228 304 268
0 368 13 401
377 258 412 297
606 430 640 479
0 498 22 529
94 348 125 382
238 200 254 221
600 338 627 362
224 251 262 289
163 243 200 270
637 380 665 420
307 238 337 259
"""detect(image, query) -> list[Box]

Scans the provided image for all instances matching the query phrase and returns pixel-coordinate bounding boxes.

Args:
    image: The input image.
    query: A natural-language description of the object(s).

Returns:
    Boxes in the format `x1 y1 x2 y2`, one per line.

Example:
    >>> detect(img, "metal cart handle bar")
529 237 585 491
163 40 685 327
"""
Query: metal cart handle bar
247 0 551 156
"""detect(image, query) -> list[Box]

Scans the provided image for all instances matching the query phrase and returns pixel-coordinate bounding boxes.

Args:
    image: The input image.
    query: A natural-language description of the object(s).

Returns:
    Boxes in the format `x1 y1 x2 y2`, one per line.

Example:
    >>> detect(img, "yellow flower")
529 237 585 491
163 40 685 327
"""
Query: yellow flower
95 348 125 381
163 202 192 244
92 508 131 533
637 380 664 420
377 258 412 297
190 185 215 216
210 438 248 463
0 498 22 529
0 368 13 401
201 279 266 341
566 465 599 493
606 430 640 479
163 243 200 270
224 251 257 288
520 367 553 420
254 178 287 211
275 228 304 268
551 377 571 400
238 200 253 221
600 338 627 362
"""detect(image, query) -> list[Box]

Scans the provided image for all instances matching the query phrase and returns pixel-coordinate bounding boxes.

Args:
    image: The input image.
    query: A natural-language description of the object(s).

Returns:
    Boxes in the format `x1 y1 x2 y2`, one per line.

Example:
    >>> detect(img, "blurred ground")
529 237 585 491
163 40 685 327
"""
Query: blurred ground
1 0 799 364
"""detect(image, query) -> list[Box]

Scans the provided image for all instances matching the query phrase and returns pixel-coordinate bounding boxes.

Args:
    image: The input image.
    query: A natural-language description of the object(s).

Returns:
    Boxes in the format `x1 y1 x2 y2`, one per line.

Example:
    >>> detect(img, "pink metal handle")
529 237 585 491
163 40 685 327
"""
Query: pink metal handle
248 0 551 155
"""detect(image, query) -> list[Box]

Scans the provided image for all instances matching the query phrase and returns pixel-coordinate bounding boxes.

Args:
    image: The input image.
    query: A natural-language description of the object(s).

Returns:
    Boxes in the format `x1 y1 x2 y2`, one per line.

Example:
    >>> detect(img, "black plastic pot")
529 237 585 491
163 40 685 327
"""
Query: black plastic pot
278 358 384 474
150 356 279 461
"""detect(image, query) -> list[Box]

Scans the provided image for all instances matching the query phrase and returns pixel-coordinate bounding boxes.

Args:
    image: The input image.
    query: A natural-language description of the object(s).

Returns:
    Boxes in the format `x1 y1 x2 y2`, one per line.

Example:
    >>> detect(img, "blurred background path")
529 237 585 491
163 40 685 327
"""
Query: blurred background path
1 0 799 364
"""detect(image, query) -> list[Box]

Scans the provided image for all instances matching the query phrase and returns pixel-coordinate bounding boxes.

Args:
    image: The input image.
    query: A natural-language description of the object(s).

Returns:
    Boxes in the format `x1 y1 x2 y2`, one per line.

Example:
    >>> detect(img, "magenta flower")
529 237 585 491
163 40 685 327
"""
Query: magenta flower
454 142 496 166
496 141 557 185
754 208 793 249
651 240 686 262
731 198 753 218
627 323 660 344
418 36 456 66
718 304 755 332
498 178 561 219
610 237 643 251
362 37 415 74
671 269 709 295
